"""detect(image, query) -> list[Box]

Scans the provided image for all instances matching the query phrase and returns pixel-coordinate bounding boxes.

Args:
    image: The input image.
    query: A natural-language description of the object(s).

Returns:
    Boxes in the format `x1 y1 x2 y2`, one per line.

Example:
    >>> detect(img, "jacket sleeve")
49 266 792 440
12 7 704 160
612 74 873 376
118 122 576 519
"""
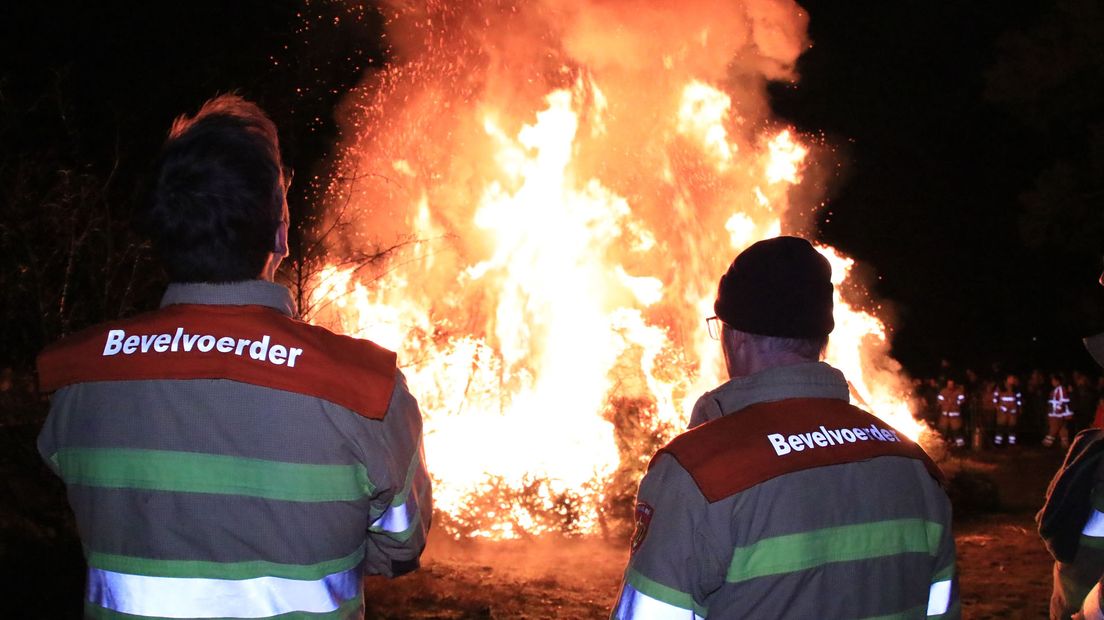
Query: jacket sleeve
610 454 721 619
1053 485 1104 620
360 371 433 578
36 390 65 477
928 489 961 619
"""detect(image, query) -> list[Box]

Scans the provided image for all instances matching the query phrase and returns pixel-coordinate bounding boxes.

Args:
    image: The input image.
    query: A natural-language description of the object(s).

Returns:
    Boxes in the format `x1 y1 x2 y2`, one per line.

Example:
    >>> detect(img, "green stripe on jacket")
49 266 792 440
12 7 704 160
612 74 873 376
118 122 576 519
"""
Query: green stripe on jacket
86 544 365 581
727 518 943 583
624 568 708 617
54 448 374 502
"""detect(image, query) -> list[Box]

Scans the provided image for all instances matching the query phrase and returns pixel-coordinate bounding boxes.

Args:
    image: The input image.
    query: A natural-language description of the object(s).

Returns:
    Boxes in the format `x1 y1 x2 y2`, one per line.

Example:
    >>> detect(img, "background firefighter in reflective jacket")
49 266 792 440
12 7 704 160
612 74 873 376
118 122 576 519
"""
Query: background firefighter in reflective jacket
1046 373 1074 448
610 237 957 619
938 377 967 447
993 374 1023 446
36 95 432 619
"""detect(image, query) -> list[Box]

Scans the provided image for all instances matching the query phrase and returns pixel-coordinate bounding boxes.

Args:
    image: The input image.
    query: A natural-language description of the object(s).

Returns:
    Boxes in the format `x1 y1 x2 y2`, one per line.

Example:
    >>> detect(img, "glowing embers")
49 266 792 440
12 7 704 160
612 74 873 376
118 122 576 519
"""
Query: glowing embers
818 247 924 441
308 0 923 538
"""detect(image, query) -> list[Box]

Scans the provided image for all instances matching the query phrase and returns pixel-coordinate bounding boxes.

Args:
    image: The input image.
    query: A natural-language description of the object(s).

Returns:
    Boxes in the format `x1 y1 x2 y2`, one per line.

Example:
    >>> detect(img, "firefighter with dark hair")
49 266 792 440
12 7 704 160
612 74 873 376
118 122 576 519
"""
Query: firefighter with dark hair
611 237 957 619
993 374 1023 447
36 94 431 619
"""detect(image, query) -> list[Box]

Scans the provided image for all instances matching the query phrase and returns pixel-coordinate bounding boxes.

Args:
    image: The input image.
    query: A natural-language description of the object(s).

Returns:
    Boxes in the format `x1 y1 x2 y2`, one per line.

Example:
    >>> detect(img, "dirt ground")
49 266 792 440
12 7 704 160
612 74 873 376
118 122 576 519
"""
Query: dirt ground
950 447 1066 620
362 447 1065 619
364 514 1055 619
0 414 1071 618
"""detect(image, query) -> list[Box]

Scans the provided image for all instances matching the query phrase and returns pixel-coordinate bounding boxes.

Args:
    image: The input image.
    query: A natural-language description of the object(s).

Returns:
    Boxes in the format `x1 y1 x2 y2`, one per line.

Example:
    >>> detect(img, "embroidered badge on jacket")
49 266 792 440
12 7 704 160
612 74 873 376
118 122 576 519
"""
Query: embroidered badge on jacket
630 502 654 554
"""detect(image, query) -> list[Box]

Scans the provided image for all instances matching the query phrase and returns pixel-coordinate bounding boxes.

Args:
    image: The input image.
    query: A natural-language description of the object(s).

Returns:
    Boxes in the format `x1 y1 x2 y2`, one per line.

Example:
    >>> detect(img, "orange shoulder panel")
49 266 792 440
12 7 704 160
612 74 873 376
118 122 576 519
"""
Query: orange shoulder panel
655 398 943 502
36 304 397 420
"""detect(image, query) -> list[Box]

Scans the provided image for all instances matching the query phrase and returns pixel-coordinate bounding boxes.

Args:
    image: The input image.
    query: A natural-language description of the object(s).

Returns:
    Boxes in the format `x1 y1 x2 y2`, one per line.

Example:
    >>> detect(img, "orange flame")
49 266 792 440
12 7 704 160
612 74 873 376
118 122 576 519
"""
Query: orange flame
305 0 925 538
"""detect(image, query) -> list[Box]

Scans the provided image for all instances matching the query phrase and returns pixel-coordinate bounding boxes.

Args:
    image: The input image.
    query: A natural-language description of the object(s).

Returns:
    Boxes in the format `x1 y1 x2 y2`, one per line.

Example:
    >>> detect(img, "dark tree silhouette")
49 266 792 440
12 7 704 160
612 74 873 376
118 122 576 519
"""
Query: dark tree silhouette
986 0 1104 256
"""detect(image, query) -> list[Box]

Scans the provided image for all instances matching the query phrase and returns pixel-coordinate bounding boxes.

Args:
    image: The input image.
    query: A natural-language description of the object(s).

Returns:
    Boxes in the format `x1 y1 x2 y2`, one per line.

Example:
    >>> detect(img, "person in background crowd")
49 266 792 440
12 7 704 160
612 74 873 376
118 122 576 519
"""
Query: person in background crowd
992 374 1023 447
610 237 957 619
939 377 967 448
964 369 980 411
920 377 942 426
1045 373 1074 448
1072 371 1098 436
977 375 999 449
35 95 432 619
1026 369 1050 445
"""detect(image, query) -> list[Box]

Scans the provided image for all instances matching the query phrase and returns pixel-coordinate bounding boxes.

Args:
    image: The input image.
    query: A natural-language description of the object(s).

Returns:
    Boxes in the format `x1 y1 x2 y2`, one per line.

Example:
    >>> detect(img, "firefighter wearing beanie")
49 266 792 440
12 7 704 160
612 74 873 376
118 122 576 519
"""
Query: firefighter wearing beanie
611 236 959 619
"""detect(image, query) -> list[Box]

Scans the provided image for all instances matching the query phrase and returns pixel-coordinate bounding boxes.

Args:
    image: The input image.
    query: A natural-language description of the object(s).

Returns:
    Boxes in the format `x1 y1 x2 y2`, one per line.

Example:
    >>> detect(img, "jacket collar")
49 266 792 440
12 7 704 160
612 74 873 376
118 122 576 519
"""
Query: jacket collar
160 281 297 318
705 361 850 417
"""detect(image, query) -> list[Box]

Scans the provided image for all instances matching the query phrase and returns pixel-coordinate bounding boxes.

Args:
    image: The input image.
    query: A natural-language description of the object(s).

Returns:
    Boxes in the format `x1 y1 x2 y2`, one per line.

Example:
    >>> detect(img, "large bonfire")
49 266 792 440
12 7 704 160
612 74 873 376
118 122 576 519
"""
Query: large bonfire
303 0 925 538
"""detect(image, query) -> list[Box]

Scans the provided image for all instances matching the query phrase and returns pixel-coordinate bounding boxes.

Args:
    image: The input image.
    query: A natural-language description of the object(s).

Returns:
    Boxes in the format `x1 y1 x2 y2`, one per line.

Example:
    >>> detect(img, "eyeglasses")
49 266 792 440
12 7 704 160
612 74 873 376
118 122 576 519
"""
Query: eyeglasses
706 316 724 340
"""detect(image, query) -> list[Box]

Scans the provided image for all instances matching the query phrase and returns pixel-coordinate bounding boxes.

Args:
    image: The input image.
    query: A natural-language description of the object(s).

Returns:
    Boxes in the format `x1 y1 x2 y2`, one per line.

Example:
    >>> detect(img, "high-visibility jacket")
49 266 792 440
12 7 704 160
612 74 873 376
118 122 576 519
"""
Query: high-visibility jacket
1051 385 1074 418
937 386 965 416
993 387 1023 415
37 281 432 620
612 363 958 619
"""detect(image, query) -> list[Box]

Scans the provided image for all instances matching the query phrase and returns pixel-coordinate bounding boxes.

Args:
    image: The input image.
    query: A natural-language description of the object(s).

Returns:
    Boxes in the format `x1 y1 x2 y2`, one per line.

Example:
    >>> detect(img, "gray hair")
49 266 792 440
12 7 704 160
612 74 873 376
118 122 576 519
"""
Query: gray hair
737 329 828 362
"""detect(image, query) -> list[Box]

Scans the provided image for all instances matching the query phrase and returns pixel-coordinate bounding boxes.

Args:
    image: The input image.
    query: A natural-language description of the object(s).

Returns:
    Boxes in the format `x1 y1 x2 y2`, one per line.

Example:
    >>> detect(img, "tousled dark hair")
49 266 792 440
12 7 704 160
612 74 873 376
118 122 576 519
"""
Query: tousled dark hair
146 94 285 282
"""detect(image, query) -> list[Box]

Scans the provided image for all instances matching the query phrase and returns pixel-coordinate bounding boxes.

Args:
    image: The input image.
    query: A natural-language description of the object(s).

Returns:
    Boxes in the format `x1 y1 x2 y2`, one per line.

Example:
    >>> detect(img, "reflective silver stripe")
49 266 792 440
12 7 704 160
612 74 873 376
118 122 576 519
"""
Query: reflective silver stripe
927 579 952 616
614 584 703 620
1050 387 1072 415
1082 581 1104 620
87 565 360 618
1083 510 1104 537
373 496 415 533
943 411 960 417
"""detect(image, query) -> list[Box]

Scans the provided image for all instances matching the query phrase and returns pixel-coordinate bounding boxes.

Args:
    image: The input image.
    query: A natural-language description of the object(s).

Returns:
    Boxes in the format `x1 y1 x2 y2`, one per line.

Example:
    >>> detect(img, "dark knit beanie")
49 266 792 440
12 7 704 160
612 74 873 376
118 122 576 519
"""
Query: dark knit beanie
714 236 834 339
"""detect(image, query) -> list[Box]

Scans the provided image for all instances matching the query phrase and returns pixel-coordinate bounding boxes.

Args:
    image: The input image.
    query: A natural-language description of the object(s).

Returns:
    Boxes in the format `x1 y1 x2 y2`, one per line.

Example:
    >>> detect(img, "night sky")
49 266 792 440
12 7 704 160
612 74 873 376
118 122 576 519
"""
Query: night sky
2 1 1101 377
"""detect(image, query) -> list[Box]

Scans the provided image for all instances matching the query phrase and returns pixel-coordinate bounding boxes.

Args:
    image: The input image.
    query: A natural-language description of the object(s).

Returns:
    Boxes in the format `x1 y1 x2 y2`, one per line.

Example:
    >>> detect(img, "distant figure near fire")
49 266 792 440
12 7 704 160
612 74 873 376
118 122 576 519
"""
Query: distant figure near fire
993 374 1023 447
611 236 958 619
36 95 431 619
938 377 967 447
1045 373 1075 448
